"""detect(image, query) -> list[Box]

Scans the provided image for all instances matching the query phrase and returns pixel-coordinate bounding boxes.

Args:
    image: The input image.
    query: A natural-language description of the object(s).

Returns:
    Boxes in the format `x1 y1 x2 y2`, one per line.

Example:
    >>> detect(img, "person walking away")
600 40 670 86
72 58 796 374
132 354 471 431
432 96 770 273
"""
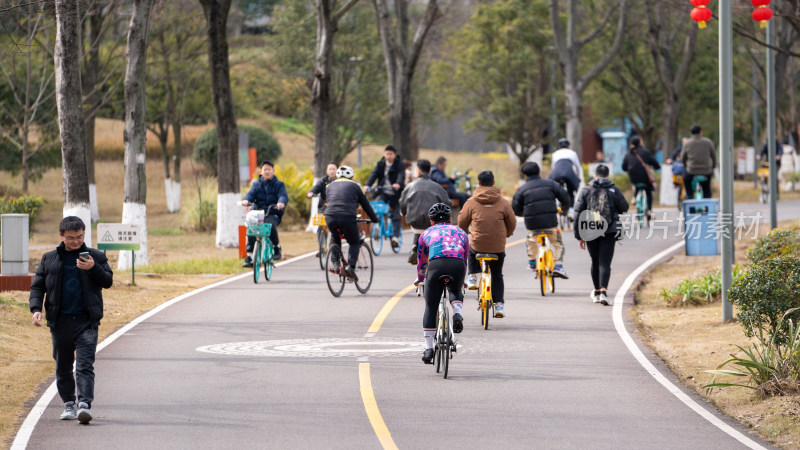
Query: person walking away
512 162 571 278
547 138 583 210
307 162 338 212
416 203 469 364
681 125 717 199
363 145 405 249
242 160 288 265
458 171 516 317
324 166 379 281
399 159 451 265
573 165 629 305
430 156 469 207
30 216 114 424
621 136 660 218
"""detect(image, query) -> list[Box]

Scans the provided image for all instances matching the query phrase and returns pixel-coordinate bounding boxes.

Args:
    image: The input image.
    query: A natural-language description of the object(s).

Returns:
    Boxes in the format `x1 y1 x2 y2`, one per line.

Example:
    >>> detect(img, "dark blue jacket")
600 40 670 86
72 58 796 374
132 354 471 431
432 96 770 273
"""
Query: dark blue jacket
243 175 289 222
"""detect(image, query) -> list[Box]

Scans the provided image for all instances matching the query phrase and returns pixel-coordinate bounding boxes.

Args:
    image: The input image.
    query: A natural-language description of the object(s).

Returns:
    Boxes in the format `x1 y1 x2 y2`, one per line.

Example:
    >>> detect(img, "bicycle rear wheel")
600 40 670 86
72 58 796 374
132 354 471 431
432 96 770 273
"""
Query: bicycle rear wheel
325 244 345 297
317 227 327 270
434 344 441 373
370 223 382 255
443 341 450 379
252 240 261 283
354 244 374 294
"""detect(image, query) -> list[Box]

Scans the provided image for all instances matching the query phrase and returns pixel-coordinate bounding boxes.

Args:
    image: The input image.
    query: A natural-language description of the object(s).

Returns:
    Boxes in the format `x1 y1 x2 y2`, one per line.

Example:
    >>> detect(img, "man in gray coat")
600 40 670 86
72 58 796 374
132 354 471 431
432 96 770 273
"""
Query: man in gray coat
400 159 451 264
681 124 718 199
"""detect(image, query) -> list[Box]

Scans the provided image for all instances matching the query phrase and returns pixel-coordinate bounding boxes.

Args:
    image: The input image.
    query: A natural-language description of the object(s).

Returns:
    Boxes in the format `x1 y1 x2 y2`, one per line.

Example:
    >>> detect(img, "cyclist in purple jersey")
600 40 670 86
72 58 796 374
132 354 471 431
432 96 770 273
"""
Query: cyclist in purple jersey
415 203 469 364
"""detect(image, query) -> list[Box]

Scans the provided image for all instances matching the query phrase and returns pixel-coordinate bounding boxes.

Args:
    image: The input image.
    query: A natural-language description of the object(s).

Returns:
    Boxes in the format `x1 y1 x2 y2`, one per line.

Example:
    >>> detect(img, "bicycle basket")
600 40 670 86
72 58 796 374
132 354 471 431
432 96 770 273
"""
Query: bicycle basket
312 214 327 226
370 201 389 215
246 222 272 238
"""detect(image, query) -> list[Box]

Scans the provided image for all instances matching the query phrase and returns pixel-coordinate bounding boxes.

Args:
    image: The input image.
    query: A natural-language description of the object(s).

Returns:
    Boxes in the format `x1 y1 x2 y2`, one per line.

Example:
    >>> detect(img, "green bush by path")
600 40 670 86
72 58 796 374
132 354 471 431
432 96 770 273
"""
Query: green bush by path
746 225 800 263
659 265 744 306
193 124 282 176
0 195 46 234
274 163 313 223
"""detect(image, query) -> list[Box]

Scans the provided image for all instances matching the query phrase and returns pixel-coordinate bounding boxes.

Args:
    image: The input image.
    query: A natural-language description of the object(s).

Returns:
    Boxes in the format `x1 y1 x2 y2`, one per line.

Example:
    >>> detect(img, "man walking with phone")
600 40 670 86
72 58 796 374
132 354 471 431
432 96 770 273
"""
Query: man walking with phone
30 216 114 424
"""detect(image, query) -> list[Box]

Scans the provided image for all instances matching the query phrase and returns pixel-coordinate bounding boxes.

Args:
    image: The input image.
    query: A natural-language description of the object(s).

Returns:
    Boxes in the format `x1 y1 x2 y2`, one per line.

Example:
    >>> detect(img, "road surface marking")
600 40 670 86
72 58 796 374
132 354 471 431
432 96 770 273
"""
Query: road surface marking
366 285 416 334
359 363 399 450
613 241 768 450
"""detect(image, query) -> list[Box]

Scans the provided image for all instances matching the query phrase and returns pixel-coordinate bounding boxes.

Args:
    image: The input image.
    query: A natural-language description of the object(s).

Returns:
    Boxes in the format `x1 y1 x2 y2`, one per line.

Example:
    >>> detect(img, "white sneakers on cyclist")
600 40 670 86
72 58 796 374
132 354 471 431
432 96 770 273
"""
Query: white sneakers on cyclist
466 274 478 290
494 302 504 318
591 290 601 303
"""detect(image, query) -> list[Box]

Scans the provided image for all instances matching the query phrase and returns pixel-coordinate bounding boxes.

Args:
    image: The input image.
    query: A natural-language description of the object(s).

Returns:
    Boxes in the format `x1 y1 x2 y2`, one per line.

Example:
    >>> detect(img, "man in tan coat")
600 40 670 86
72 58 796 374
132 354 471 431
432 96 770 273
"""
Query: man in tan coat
458 170 516 317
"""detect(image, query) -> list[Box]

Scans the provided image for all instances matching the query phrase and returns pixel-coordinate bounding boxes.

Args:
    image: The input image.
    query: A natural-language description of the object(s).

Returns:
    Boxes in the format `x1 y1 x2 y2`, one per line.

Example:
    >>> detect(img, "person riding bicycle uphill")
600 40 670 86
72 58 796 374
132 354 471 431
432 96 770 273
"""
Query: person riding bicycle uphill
325 166 379 281
458 171 516 317
416 203 469 364
621 136 660 218
242 160 288 267
512 162 570 278
363 145 405 249
547 138 582 209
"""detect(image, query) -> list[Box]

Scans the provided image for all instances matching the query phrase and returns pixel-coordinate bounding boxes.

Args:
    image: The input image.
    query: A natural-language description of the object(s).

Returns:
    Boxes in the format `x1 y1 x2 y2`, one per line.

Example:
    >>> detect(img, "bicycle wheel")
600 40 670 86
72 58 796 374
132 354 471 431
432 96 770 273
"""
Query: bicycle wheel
325 244 345 297
370 222 382 255
482 298 490 330
434 343 441 373
443 340 450 379
635 192 645 226
264 244 273 281
354 243 374 294
252 240 261 283
317 227 327 270
539 269 546 296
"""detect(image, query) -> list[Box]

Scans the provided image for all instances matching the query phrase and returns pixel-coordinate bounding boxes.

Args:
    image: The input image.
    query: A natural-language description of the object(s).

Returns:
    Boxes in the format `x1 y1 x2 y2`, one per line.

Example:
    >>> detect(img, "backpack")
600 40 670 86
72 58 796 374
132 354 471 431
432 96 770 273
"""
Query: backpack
584 186 614 228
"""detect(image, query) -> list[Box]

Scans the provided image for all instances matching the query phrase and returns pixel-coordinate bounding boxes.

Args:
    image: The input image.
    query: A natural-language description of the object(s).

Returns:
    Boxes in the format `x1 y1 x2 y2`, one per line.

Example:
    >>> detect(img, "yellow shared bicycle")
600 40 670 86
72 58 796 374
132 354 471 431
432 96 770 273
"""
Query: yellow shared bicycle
475 253 499 328
532 230 556 296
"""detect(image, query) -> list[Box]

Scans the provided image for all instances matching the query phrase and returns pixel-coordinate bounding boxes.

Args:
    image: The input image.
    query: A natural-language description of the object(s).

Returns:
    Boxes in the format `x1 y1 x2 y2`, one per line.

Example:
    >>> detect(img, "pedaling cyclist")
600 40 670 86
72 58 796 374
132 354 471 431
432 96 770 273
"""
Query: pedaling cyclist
547 138 582 210
242 160 288 266
416 203 469 364
324 166 379 281
306 163 338 212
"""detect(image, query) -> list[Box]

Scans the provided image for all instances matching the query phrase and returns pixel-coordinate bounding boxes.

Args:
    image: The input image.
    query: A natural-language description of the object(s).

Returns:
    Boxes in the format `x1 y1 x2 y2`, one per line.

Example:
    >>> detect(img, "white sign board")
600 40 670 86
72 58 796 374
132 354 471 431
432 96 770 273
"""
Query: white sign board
96 223 141 251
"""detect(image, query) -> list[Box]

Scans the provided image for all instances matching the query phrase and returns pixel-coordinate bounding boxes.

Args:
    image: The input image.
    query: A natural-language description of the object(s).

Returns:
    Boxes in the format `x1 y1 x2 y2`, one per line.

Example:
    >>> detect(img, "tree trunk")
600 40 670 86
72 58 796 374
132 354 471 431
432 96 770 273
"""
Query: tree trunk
199 0 240 248
168 120 183 213
312 0 336 178
55 0 92 245
565 82 582 161
119 0 154 270
83 3 102 222
389 72 414 160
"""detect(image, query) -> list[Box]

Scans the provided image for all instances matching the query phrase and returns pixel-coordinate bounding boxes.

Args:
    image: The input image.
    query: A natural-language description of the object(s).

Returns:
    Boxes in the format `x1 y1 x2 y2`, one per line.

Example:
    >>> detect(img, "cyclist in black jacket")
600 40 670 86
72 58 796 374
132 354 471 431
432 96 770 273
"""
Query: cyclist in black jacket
306 163 338 212
325 166 379 281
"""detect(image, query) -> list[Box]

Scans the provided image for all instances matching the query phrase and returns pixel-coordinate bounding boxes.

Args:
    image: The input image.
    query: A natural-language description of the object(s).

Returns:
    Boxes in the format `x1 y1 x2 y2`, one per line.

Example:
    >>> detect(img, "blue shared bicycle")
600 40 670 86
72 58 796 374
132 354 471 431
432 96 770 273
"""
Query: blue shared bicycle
369 201 402 256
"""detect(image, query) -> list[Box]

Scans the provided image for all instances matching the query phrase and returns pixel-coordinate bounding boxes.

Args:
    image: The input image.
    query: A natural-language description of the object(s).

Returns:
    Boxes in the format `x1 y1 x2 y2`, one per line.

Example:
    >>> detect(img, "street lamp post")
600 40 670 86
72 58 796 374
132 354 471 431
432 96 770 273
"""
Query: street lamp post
719 2 734 322
766 19 778 229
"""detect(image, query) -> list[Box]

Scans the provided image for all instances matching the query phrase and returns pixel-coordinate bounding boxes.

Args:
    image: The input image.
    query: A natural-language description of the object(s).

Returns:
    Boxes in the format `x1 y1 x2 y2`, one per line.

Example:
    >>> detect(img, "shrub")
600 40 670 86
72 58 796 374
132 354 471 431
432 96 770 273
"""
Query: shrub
193 124 281 176
729 256 800 345
274 163 313 224
0 195 46 234
182 176 217 232
659 265 743 307
746 225 800 263
354 166 373 186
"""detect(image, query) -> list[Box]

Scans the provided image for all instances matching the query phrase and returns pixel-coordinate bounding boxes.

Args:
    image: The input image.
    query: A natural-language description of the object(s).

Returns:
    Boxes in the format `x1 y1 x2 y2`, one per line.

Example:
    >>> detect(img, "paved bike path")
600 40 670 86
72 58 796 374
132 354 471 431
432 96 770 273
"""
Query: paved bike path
21 202 800 449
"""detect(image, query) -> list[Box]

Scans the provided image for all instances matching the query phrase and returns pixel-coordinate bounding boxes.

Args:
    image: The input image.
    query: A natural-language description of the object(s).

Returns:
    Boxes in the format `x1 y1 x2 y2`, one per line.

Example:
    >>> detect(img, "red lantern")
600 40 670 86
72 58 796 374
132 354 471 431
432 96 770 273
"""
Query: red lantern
691 0 710 5
691 5 713 29
752 0 773 29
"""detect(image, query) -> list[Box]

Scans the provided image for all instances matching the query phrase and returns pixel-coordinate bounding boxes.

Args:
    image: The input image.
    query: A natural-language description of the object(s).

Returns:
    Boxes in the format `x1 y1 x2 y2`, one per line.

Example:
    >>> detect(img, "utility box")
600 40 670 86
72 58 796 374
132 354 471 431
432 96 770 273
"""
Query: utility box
682 199 720 256
1 214 29 275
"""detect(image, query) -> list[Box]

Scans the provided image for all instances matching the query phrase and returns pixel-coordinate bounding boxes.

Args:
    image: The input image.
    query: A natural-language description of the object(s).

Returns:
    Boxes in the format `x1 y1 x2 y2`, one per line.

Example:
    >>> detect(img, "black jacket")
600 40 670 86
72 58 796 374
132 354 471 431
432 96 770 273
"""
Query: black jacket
324 178 379 222
365 158 405 194
573 177 629 239
622 146 660 186
243 175 289 222
309 175 333 206
29 243 114 327
512 175 571 230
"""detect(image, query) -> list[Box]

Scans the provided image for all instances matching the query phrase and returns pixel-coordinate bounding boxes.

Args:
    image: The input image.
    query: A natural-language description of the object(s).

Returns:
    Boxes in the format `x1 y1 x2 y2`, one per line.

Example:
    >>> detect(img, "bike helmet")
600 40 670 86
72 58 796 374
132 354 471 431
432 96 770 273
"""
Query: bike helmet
557 138 570 149
336 165 354 179
428 203 451 223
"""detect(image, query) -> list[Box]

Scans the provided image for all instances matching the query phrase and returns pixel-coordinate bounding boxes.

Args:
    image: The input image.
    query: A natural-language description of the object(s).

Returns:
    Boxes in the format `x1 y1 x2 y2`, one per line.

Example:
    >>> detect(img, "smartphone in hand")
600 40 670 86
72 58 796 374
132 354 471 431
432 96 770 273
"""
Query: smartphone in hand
79 251 90 259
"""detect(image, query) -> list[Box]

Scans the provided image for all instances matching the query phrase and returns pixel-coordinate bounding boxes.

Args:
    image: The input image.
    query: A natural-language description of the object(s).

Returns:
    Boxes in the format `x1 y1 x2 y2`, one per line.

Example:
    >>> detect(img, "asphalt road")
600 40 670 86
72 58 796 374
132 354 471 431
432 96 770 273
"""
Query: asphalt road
19 201 800 449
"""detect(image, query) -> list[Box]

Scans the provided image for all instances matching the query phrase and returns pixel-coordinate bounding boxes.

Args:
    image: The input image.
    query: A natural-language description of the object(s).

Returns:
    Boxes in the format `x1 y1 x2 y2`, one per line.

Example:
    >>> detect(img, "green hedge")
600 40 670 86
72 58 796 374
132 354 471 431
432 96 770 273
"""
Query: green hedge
746 225 800 263
193 124 281 176
0 195 45 234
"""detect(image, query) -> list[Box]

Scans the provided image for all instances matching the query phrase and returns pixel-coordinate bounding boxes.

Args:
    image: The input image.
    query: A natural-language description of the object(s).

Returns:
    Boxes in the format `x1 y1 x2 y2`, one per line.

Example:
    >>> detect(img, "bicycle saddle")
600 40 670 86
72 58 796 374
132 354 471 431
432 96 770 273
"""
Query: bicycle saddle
529 230 553 236
475 253 499 261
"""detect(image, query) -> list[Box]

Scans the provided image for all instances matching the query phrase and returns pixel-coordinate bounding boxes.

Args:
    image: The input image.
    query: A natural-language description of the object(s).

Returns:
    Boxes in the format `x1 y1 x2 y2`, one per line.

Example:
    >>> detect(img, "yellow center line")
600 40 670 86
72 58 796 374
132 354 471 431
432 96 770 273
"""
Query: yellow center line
366 284 416 334
359 363 399 450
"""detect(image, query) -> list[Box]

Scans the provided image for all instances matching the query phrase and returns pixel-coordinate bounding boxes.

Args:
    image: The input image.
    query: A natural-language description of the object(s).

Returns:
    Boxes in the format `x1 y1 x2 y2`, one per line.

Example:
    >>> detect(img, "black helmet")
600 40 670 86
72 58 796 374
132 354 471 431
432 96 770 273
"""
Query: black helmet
428 203 451 223
557 138 570 149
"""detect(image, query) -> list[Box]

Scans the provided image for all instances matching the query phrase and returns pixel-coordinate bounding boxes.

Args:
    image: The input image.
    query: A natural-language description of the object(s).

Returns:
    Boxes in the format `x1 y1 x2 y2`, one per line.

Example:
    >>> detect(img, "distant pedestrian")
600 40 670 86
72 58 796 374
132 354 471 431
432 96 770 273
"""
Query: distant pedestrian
399 159 451 265
681 125 717 199
29 216 114 424
574 165 629 306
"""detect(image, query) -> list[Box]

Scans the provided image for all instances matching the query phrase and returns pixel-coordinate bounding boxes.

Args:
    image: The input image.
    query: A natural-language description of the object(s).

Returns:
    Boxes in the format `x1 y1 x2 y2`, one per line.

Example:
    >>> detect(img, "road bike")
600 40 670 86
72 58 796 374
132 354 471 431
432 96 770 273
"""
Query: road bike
634 183 650 227
475 253 498 329
325 218 374 297
532 230 556 296
369 200 402 256
416 278 457 379
312 213 328 270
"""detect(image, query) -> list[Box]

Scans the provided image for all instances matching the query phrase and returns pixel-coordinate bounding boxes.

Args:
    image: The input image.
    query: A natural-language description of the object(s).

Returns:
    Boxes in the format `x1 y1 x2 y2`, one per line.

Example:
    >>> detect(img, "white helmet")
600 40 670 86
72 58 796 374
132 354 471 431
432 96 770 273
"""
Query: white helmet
337 165 354 179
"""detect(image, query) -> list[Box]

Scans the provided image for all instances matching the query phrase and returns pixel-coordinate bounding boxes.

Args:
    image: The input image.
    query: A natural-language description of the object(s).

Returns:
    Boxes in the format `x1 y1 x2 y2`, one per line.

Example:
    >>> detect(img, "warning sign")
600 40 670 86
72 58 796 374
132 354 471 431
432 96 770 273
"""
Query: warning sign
96 224 141 251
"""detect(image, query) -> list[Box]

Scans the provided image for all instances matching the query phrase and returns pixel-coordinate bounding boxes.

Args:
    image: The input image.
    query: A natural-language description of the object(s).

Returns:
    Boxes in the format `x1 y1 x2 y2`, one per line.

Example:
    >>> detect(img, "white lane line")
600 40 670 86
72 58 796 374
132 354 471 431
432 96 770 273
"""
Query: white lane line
11 251 316 450
612 241 767 450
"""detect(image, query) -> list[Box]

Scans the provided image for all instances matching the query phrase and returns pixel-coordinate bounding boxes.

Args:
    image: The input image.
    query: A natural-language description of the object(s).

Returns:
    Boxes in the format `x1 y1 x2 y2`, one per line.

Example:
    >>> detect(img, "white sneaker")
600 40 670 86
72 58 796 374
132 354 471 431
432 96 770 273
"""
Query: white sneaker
591 290 600 303
60 401 76 420
76 402 92 424
599 292 612 306
466 274 478 290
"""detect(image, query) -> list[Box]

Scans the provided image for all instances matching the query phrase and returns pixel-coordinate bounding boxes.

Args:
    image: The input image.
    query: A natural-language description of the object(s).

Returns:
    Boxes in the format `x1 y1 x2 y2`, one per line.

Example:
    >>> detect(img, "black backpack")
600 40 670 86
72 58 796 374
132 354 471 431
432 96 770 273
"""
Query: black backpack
584 185 614 227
